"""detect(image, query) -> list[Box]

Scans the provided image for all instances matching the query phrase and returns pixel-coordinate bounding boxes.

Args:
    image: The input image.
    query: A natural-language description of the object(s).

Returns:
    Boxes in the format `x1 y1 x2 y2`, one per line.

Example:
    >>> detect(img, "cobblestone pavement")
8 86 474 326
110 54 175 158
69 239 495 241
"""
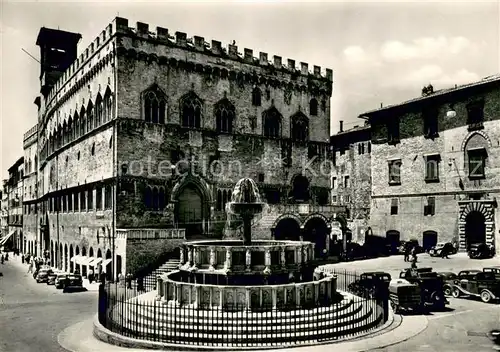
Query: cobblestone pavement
323 253 500 351
0 254 96 352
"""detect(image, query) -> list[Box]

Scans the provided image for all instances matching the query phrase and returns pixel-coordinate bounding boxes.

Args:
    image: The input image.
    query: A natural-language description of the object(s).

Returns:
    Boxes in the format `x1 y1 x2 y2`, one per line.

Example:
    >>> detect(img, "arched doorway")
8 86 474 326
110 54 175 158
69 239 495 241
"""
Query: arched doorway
105 249 112 280
386 230 400 254
274 218 301 241
43 214 50 253
465 211 486 249
59 243 63 270
422 230 438 251
303 217 328 258
81 247 87 276
290 174 310 203
64 244 68 272
69 245 74 272
176 184 204 238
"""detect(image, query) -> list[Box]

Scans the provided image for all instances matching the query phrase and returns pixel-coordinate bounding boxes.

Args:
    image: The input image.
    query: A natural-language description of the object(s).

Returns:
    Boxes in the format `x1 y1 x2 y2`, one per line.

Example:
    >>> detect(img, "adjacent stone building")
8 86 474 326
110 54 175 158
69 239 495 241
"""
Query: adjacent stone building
330 121 371 243
6 158 24 251
360 75 500 254
33 17 346 277
23 124 39 256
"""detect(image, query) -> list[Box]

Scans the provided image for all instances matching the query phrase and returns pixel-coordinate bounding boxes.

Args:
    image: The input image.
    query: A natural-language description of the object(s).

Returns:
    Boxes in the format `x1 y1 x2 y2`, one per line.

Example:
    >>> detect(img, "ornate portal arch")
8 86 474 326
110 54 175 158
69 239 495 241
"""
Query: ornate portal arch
458 200 495 251
460 130 492 151
271 213 302 229
302 213 331 229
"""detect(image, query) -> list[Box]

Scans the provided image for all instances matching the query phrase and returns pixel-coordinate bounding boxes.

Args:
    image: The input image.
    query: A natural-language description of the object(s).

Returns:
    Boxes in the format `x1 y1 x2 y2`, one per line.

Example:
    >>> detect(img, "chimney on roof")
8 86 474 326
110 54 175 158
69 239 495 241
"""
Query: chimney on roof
422 84 434 97
339 120 344 132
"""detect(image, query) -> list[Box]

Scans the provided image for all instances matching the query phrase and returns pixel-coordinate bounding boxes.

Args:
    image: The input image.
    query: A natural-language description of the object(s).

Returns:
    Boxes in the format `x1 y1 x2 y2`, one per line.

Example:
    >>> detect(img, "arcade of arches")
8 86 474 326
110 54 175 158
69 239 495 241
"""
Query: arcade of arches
39 239 119 280
272 215 331 258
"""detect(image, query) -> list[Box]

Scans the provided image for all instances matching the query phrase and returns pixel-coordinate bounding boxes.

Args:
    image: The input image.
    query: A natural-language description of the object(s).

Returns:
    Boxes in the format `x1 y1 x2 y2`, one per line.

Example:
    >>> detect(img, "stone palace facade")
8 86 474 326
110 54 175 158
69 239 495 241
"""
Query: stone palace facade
26 17 347 279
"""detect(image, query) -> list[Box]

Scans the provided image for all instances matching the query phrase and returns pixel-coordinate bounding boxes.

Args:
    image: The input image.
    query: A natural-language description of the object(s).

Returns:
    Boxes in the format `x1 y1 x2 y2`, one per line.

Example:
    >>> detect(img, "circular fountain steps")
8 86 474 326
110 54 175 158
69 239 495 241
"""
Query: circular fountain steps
109 292 383 346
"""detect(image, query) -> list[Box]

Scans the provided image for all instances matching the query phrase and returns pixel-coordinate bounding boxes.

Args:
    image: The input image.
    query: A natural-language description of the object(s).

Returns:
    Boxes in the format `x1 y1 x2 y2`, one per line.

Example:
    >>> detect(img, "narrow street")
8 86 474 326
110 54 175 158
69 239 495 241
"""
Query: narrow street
0 255 96 352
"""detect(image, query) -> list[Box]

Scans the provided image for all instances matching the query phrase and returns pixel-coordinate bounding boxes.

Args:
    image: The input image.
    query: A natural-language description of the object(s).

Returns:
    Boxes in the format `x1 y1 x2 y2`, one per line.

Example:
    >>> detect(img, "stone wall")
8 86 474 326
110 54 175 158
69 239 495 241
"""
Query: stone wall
125 238 184 276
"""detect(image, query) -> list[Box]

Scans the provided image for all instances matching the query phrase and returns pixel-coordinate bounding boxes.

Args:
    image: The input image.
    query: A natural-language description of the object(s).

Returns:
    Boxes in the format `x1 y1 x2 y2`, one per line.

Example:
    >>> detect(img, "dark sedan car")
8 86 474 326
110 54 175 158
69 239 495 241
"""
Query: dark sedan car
36 268 53 283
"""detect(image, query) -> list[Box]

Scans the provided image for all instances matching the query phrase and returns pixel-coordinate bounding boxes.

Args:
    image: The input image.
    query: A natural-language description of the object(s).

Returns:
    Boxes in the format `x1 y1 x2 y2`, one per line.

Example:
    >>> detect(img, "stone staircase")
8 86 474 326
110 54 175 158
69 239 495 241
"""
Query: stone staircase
137 258 180 290
110 291 384 347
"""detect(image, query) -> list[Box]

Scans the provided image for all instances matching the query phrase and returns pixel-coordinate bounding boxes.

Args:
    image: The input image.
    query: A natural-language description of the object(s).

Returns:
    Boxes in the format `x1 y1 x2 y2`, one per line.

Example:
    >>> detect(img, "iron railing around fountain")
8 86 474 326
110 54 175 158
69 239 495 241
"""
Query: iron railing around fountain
98 270 389 348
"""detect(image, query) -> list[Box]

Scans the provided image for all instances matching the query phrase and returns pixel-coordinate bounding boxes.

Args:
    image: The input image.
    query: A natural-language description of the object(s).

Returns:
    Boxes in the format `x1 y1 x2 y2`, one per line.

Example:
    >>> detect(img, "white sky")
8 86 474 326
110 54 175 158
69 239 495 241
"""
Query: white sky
1 0 499 179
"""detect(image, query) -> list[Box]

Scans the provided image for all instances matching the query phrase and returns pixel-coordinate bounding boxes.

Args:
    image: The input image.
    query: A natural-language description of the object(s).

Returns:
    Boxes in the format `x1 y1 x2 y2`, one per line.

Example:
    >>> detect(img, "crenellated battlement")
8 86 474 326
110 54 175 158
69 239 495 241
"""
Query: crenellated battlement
113 17 333 82
43 16 333 123
44 21 116 111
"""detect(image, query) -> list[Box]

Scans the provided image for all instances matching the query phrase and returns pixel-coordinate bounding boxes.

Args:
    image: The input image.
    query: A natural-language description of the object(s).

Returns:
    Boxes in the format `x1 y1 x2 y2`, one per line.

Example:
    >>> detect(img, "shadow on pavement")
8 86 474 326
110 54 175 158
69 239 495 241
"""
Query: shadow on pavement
63 287 88 293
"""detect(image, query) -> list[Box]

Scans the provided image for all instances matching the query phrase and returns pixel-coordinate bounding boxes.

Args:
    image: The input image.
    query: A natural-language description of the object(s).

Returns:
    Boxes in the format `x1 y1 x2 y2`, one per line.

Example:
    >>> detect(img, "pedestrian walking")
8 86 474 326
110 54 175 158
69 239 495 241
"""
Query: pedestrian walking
118 272 124 286
403 245 410 262
88 268 94 283
1 255 4 264
137 276 144 292
126 273 132 289
28 261 33 273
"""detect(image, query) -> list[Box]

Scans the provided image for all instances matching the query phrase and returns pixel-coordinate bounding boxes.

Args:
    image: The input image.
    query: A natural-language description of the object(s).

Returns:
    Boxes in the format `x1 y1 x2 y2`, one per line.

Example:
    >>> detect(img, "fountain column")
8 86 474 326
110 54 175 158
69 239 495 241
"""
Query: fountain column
245 248 251 272
242 212 253 246
280 247 286 269
187 248 193 268
263 248 271 275
192 247 199 270
224 247 232 271
209 247 216 271
179 247 185 268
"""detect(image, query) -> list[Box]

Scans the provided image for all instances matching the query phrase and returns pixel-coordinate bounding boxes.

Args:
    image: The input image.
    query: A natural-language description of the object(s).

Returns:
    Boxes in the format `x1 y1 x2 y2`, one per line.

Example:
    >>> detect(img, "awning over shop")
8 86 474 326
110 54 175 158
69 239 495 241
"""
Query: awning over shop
70 255 82 263
102 259 112 267
79 256 94 266
89 257 103 266
0 231 16 246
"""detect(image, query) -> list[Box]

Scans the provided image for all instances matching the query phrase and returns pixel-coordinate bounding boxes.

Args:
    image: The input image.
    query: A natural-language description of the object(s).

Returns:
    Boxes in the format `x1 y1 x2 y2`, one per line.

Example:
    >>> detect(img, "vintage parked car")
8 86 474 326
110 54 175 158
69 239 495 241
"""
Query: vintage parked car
36 268 53 283
468 243 495 259
429 242 456 257
388 278 422 313
488 330 500 350
347 272 392 298
46 270 61 285
399 267 448 310
399 240 424 255
437 272 458 296
451 271 500 303
62 274 84 293
54 273 69 289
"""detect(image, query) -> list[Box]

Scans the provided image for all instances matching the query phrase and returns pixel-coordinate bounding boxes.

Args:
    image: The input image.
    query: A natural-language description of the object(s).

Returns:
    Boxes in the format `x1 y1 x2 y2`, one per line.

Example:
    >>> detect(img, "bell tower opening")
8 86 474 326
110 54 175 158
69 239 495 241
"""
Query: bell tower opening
36 27 82 97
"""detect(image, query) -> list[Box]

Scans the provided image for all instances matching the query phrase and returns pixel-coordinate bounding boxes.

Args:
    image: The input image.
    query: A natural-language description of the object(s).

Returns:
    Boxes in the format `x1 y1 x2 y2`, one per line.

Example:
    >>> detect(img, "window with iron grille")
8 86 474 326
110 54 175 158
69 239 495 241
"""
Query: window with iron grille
390 198 398 215
387 118 400 144
424 196 435 216
388 160 401 185
467 100 485 130
423 108 439 138
468 148 486 179
425 154 440 182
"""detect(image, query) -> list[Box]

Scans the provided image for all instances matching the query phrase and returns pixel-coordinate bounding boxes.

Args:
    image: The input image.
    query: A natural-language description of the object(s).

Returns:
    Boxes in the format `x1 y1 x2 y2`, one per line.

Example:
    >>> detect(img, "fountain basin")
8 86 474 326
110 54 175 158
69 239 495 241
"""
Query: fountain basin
179 240 315 275
157 269 337 311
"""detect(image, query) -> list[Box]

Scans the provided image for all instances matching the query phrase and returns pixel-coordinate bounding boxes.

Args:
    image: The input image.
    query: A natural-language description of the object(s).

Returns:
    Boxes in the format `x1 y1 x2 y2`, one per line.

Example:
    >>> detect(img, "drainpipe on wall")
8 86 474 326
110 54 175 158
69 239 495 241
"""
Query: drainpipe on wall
112 41 117 280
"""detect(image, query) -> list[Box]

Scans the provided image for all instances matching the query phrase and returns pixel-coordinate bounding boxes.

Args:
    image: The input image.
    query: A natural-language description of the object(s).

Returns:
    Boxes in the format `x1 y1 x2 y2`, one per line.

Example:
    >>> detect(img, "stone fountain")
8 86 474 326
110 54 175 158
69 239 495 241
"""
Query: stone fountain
227 178 264 246
101 178 386 348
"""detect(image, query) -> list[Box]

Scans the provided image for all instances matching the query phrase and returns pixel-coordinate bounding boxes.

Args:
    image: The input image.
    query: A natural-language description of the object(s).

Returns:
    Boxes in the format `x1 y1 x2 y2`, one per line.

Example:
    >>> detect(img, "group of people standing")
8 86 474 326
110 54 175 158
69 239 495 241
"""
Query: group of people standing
116 272 145 291
403 246 419 268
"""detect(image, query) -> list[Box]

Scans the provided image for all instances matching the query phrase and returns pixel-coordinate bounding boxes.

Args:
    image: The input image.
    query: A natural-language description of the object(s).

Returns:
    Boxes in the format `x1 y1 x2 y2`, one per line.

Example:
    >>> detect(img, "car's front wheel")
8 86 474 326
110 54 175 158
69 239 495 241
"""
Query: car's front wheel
443 285 452 296
452 288 461 298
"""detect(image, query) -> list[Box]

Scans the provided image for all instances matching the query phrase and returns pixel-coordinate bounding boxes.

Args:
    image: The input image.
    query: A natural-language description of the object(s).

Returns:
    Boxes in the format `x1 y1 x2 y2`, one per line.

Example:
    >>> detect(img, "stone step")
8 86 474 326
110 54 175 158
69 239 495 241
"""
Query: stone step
129 300 366 327
111 302 381 340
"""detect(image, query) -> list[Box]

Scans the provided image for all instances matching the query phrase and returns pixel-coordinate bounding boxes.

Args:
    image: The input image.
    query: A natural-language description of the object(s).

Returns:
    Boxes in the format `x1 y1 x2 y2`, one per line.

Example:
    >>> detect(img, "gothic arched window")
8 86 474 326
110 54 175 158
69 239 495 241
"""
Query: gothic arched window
158 187 165 210
309 98 318 116
180 91 202 128
63 120 68 145
103 87 113 123
252 87 262 106
152 187 159 210
67 117 73 143
73 111 80 139
80 106 87 136
143 85 166 124
263 107 282 138
87 100 94 132
291 112 309 141
144 186 152 209
215 98 235 133
95 93 103 127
